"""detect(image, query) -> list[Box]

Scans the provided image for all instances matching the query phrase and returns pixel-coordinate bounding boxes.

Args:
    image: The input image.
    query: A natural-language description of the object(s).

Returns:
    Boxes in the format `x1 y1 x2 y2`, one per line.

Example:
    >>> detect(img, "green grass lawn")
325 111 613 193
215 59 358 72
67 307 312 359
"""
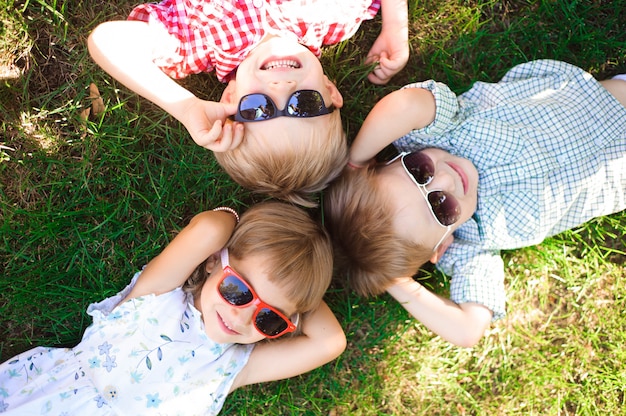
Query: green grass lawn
1 0 625 414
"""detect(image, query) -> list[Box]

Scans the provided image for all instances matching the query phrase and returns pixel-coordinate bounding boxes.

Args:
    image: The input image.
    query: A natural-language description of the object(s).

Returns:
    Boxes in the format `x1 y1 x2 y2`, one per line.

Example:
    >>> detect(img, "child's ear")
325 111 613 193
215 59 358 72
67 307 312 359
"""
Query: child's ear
204 252 220 273
429 235 454 264
220 80 238 104
324 76 343 109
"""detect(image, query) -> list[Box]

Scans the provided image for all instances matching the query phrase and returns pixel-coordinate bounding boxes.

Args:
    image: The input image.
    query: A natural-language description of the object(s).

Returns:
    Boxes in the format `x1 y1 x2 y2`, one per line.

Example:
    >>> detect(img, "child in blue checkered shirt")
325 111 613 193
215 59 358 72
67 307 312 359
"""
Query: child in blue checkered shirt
324 60 626 347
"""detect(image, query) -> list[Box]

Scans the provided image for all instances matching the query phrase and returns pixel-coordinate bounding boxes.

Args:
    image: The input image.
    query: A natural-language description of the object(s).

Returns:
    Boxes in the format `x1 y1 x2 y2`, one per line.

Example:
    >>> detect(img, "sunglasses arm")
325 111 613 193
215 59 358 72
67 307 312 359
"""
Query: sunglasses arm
432 226 453 256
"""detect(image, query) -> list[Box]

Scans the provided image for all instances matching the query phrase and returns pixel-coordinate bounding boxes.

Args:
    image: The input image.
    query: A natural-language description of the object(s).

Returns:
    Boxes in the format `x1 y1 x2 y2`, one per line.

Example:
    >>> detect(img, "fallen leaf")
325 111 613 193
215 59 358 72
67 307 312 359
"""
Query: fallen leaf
89 82 105 116
79 107 90 122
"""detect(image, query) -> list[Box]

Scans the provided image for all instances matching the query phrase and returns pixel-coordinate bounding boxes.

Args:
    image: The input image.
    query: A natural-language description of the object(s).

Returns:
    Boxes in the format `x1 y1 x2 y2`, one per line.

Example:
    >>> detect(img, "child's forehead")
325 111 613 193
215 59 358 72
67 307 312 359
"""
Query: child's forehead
242 116 331 150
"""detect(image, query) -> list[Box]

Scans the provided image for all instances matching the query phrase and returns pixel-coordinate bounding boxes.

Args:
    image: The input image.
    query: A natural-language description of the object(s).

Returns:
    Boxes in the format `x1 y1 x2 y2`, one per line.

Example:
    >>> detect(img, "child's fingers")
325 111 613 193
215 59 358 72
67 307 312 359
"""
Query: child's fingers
369 52 407 84
221 101 239 117
368 71 389 85
364 53 379 66
367 52 393 85
228 122 244 149
197 120 227 151
205 121 243 152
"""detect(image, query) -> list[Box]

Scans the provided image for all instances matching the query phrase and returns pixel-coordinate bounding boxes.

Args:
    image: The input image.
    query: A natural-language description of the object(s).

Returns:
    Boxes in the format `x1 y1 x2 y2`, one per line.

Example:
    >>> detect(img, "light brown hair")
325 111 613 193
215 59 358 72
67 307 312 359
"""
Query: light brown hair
185 202 333 313
324 167 432 297
214 111 347 208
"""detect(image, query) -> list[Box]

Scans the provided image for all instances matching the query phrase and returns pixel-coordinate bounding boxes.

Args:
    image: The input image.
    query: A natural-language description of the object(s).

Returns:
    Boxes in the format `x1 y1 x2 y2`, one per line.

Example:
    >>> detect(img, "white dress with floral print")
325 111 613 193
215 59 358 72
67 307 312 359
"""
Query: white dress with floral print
0 272 254 415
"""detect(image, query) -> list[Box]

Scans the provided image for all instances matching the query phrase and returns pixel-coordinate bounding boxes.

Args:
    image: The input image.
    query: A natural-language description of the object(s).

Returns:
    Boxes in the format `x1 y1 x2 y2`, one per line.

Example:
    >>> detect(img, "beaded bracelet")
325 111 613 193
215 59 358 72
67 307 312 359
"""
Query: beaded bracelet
212 206 240 224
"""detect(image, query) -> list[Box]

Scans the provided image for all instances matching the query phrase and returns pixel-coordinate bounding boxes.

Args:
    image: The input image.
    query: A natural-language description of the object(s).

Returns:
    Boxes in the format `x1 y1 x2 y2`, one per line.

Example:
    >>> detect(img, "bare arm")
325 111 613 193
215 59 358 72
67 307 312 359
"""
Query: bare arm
366 0 409 85
349 87 436 166
231 301 346 390
386 277 492 347
87 20 243 151
600 79 626 107
123 210 237 302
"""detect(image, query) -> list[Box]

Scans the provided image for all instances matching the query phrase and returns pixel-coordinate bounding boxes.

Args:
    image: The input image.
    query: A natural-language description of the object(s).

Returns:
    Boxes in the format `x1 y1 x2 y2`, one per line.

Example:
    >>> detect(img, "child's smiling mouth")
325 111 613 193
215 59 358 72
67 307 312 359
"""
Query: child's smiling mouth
261 58 301 70
447 162 468 195
217 311 240 335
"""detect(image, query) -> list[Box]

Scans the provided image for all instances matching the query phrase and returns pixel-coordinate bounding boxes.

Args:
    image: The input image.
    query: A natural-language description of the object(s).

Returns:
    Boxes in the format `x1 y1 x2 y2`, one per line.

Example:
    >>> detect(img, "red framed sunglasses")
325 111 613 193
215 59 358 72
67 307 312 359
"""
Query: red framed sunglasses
217 248 298 339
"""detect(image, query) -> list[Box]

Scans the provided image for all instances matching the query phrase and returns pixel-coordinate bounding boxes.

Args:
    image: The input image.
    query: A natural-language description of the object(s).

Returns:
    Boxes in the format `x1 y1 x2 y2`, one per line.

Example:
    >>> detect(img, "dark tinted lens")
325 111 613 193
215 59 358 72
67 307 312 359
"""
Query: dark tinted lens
238 94 276 120
403 152 435 185
255 308 289 336
287 90 324 117
427 190 461 226
219 274 254 306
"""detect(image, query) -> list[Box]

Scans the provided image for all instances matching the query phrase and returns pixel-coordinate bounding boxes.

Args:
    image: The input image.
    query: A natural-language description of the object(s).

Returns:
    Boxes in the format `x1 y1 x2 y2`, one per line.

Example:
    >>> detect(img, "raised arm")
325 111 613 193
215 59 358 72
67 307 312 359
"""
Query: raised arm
230 301 346 390
349 87 436 167
386 277 492 347
87 20 243 151
600 78 626 107
123 210 237 302
366 0 409 85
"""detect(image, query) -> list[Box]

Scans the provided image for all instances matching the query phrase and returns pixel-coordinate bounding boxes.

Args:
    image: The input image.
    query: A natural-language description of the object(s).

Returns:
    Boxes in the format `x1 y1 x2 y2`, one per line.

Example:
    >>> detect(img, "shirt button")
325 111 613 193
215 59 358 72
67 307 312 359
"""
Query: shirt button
253 0 263 8
556 155 566 164
516 167 525 177
594 137 604 147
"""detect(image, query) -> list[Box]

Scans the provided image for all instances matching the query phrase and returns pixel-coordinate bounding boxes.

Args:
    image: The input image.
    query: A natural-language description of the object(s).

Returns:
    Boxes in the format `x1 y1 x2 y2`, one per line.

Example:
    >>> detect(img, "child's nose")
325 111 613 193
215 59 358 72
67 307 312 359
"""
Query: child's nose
268 79 296 88
428 165 456 191
231 304 257 328
268 81 297 106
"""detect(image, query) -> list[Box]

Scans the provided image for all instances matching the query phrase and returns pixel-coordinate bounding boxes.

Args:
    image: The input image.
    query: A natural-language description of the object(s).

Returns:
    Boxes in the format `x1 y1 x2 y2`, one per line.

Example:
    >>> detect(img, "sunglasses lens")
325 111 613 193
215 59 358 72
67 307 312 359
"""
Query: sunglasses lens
403 152 435 185
287 90 325 117
219 274 254 306
238 94 276 121
255 308 289 337
427 190 461 226
402 151 462 227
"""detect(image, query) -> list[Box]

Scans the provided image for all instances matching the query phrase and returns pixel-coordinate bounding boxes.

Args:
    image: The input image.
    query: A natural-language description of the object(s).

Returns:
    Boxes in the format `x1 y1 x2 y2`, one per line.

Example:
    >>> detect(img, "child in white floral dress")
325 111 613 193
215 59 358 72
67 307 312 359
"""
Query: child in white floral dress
0 202 346 415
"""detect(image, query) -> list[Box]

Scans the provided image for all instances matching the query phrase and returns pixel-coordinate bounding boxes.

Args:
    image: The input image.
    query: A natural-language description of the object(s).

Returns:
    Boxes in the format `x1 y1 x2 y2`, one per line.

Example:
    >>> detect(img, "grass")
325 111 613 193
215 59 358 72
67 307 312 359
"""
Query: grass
1 0 625 414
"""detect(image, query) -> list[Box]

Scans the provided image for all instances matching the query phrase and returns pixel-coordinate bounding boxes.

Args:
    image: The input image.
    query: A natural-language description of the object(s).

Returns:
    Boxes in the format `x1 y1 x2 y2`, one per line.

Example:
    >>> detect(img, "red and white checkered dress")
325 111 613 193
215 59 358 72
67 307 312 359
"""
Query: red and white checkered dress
129 0 380 81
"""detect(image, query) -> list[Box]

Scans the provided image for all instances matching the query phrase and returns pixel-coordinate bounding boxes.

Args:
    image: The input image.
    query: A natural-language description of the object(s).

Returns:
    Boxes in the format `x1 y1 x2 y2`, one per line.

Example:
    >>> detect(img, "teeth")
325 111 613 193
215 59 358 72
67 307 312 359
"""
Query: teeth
221 315 235 331
263 59 299 70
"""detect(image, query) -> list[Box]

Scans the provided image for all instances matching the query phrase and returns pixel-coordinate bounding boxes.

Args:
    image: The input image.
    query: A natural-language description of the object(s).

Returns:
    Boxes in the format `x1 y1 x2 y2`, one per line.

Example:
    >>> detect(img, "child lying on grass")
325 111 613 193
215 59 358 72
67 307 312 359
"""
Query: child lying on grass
88 0 408 206
325 59 626 347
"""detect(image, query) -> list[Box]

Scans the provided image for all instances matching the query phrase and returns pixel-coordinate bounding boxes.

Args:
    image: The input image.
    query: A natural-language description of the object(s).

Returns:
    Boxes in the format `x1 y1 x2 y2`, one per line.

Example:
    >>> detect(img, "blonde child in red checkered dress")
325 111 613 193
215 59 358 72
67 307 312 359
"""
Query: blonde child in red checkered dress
88 0 408 206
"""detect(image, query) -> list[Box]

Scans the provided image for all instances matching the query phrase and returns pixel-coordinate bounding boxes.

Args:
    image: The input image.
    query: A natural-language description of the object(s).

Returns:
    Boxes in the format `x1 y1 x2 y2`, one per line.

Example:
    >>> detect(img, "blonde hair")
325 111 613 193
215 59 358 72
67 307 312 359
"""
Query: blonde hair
324 168 432 297
184 202 333 313
214 111 347 208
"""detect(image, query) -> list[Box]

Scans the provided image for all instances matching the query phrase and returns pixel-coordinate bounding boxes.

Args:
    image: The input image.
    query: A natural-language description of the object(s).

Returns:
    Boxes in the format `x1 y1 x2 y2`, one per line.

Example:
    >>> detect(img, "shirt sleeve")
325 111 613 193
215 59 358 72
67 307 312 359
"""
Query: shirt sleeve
435 240 507 320
86 271 142 317
393 80 463 153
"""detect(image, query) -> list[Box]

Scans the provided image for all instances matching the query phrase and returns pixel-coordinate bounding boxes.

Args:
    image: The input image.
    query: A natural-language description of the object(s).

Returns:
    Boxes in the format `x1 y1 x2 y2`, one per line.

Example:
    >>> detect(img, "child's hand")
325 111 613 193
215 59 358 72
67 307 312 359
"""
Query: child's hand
179 97 244 152
366 27 409 85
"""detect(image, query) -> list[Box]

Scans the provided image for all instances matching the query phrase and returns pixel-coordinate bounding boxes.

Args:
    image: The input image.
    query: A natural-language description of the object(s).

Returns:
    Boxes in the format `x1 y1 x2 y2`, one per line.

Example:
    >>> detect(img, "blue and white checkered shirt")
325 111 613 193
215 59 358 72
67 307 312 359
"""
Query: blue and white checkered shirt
394 60 626 319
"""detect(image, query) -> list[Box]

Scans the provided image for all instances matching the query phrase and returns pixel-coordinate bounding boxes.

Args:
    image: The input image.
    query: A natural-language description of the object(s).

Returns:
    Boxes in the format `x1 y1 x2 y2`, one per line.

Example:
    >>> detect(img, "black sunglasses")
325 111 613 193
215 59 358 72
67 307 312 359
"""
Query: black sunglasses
399 151 462 227
217 249 297 339
231 90 335 122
